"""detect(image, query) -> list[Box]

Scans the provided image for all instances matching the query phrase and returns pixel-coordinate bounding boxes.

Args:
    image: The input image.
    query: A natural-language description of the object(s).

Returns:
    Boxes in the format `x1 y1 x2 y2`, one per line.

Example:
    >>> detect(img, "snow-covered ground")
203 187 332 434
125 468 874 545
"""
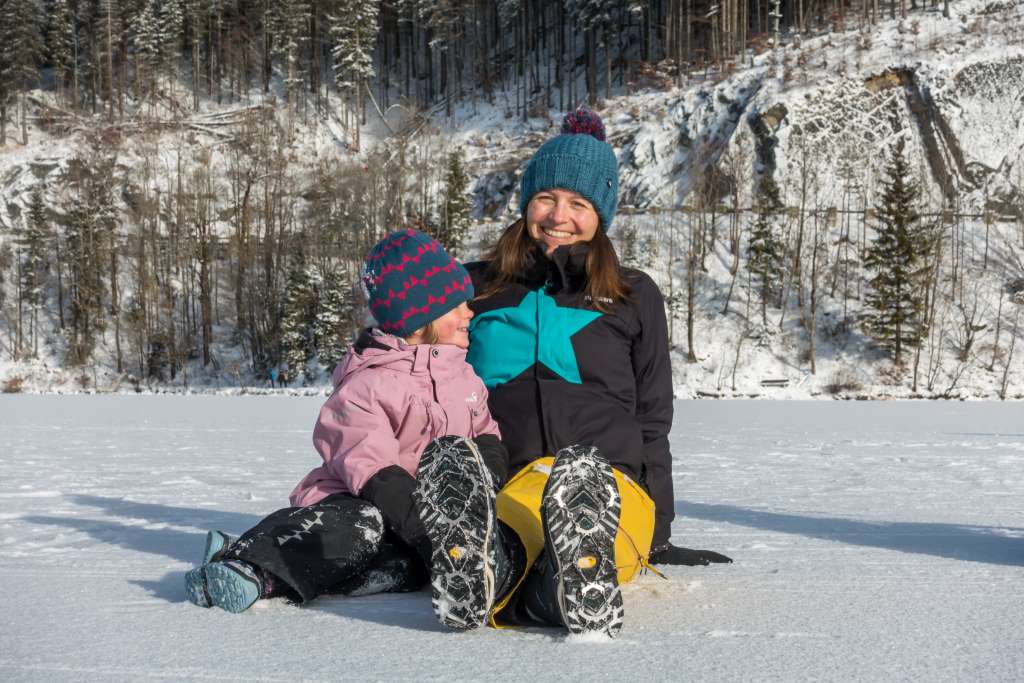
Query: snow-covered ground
1 397 1021 681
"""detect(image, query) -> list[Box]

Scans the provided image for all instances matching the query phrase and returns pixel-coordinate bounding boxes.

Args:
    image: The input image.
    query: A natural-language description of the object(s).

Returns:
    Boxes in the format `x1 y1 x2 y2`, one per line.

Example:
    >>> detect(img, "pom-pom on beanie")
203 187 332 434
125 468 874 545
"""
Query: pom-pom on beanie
519 109 619 231
361 229 474 338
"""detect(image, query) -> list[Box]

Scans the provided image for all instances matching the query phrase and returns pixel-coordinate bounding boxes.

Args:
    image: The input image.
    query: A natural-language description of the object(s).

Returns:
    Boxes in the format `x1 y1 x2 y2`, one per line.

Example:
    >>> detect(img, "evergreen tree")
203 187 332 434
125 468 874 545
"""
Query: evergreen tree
566 0 617 104
268 0 311 109
135 0 163 96
863 139 927 366
0 0 45 144
747 175 785 326
0 243 12 357
314 269 354 374
160 0 185 79
96 0 124 120
19 185 50 356
73 0 101 113
440 149 472 257
330 0 379 149
280 262 320 384
48 0 76 104
63 155 117 366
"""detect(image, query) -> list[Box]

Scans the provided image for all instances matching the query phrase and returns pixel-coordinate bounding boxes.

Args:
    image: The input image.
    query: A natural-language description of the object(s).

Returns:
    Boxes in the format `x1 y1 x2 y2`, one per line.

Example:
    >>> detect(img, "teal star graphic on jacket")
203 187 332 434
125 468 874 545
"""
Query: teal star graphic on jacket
468 289 602 387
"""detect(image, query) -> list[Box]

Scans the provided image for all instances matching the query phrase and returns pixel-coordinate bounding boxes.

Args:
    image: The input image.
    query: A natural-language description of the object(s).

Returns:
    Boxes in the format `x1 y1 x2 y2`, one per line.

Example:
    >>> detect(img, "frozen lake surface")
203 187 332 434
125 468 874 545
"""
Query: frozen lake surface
1 397 1021 681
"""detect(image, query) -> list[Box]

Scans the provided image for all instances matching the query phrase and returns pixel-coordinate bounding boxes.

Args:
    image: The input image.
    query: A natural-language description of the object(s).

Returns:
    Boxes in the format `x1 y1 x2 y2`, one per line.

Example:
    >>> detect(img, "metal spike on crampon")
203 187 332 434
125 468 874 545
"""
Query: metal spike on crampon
542 445 624 638
413 435 496 630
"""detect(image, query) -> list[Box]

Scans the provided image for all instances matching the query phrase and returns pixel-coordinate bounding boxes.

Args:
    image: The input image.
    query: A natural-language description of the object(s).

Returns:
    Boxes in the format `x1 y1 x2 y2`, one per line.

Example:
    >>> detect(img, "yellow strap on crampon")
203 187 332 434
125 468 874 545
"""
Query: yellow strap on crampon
490 456 658 625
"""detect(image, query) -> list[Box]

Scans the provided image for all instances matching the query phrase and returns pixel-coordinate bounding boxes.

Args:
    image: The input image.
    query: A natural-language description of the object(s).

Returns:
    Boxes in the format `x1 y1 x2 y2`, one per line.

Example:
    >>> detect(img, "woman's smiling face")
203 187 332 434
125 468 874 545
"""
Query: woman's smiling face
526 188 600 255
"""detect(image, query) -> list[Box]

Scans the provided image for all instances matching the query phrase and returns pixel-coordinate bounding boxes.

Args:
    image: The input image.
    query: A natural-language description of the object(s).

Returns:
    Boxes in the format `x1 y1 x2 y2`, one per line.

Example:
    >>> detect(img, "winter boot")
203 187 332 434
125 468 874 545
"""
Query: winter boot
413 435 497 630
541 445 624 638
184 560 263 613
201 530 235 565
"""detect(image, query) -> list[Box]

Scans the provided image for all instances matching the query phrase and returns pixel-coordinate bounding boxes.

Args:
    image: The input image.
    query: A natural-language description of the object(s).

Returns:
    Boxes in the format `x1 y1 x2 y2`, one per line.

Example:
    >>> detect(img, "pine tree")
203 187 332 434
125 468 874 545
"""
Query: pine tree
440 149 472 257
330 0 379 150
48 0 76 105
280 262 320 384
161 0 185 82
314 269 354 374
96 0 124 121
63 156 116 366
0 242 12 357
19 186 50 357
566 0 617 105
0 0 45 144
268 0 312 111
73 0 100 113
863 139 927 366
135 0 163 98
747 175 785 326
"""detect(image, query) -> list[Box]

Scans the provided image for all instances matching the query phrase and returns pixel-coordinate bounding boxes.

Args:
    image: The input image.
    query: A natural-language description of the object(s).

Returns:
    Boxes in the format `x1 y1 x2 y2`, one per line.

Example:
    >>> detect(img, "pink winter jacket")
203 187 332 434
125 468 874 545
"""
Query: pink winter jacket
289 331 501 507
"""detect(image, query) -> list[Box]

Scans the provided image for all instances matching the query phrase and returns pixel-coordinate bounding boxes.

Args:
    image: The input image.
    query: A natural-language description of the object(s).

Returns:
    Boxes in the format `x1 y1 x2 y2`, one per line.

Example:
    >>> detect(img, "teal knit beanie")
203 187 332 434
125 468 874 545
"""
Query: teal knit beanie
519 110 619 231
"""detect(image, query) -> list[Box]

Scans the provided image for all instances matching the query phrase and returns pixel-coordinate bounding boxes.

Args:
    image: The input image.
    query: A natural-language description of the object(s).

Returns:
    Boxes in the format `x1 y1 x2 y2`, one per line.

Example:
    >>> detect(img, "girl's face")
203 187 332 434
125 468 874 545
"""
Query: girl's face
407 301 474 349
526 188 600 255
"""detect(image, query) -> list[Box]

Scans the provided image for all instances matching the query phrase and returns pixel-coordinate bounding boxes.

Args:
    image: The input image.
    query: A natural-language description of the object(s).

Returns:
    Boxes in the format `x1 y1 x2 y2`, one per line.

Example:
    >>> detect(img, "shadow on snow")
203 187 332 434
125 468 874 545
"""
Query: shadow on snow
21 494 511 633
677 501 1024 567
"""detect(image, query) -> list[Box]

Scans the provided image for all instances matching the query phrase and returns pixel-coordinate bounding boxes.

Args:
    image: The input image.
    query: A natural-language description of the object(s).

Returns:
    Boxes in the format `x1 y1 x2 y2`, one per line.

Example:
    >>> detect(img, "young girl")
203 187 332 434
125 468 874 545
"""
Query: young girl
185 229 514 629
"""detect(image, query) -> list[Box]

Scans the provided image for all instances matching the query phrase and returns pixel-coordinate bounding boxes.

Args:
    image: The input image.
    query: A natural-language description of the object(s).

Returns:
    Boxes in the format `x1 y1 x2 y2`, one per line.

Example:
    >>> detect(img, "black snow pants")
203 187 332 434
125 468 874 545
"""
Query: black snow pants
496 550 564 627
222 493 427 603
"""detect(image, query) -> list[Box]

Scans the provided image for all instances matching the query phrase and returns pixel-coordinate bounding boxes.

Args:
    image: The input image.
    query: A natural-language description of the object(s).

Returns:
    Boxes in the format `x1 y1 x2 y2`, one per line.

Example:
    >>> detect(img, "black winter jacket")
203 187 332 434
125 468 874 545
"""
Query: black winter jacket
466 243 675 547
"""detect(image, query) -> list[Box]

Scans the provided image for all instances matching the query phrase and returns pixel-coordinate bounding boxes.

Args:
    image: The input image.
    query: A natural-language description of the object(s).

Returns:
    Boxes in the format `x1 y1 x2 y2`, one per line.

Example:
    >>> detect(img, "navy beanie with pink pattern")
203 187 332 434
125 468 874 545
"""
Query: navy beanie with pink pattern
361 229 474 338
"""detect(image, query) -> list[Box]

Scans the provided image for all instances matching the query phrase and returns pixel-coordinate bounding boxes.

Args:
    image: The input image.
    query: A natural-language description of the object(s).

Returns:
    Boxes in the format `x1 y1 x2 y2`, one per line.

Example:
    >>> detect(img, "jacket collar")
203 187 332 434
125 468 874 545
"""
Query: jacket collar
333 328 469 387
522 243 589 294
353 327 391 353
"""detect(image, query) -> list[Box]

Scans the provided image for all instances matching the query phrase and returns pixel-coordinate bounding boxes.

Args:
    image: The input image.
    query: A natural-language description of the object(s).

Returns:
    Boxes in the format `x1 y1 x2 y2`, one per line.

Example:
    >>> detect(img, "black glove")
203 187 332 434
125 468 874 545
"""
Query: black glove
649 542 733 566
359 465 432 566
474 434 509 490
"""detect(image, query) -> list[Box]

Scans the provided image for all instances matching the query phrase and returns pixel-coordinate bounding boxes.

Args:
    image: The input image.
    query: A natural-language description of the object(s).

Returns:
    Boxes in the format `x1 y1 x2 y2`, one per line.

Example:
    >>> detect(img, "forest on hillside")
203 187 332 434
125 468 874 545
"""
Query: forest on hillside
1 0 959 144
0 0 1020 395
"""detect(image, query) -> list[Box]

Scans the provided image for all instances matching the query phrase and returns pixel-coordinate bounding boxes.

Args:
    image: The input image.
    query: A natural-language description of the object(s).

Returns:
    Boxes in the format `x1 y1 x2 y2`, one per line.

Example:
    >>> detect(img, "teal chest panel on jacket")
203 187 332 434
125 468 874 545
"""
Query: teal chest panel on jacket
467 289 602 387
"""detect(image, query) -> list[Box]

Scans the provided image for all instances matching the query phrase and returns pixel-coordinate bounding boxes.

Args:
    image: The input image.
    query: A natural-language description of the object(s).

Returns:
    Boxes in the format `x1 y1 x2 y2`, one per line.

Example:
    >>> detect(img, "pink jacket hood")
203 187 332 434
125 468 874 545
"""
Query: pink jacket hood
328 332 413 384
289 331 500 507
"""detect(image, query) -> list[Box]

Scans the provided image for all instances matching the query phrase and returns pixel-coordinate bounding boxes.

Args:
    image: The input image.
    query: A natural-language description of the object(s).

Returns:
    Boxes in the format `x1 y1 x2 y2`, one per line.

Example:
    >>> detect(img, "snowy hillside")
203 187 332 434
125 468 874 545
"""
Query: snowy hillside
1 0 1022 398
1 396 1021 680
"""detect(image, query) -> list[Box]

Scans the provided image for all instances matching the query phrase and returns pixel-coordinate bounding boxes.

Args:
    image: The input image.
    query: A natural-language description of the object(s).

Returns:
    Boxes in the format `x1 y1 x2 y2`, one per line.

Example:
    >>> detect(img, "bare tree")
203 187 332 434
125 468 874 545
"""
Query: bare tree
999 305 1020 400
684 208 701 363
720 131 752 314
952 280 989 363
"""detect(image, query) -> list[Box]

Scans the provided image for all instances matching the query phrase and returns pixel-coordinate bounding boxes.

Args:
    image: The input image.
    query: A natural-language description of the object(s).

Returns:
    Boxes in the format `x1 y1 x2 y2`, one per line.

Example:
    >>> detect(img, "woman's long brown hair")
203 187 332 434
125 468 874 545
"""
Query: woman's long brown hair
481 218 631 312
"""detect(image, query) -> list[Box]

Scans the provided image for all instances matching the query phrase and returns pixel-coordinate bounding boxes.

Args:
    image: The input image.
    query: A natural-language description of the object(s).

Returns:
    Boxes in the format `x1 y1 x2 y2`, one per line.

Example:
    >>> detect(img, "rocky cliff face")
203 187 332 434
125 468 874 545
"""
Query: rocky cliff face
467 1 1022 223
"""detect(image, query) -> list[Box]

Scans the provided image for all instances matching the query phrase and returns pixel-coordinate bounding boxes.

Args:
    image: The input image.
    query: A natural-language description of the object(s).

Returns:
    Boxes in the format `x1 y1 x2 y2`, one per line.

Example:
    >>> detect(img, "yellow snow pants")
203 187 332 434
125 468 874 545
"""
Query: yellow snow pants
490 456 656 625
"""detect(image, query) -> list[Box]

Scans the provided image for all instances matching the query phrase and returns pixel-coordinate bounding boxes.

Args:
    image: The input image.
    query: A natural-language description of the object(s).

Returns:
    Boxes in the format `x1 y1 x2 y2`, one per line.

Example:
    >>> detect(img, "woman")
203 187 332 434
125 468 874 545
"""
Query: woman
465 110 731 634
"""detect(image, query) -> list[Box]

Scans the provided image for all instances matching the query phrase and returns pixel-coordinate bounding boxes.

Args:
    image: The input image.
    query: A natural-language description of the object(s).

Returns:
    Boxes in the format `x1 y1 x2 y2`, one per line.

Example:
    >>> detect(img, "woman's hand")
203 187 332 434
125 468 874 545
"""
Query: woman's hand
649 542 733 566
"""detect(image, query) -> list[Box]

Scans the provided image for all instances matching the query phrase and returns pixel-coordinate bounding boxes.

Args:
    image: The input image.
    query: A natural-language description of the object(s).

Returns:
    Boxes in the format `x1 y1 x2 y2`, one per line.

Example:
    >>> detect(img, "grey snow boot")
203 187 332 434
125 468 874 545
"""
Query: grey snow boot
413 436 497 630
541 445 624 638
184 560 262 613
